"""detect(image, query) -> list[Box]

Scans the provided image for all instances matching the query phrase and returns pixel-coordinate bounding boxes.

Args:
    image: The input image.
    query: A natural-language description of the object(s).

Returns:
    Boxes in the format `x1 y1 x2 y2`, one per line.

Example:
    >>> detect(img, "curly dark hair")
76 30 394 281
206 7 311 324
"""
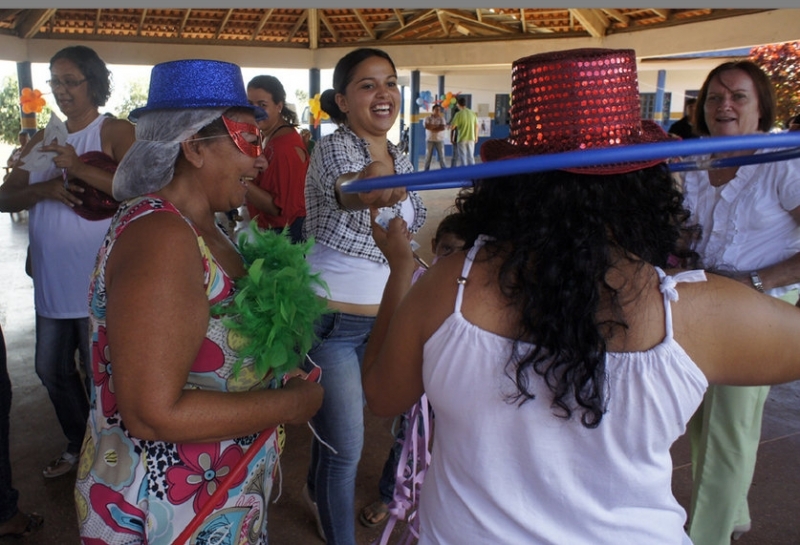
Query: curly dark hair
49 45 112 108
455 164 694 428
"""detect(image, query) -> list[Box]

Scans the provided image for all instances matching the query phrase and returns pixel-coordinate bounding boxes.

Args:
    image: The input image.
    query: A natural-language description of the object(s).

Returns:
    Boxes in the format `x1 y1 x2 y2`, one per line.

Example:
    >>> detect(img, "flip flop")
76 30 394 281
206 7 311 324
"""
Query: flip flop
359 500 390 528
0 511 44 537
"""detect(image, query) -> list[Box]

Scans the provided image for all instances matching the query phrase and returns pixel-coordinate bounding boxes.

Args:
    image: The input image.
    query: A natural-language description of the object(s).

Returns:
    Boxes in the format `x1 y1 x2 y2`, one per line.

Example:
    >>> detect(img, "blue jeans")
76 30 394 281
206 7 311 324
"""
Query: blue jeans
423 141 446 170
271 216 305 245
34 315 90 455
304 311 375 545
457 140 475 166
0 324 18 524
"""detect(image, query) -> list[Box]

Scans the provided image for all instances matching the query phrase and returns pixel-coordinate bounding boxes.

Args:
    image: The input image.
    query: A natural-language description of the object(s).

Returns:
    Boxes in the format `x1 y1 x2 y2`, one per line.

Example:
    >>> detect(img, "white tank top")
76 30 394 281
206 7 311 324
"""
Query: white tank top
419 235 707 544
28 114 111 318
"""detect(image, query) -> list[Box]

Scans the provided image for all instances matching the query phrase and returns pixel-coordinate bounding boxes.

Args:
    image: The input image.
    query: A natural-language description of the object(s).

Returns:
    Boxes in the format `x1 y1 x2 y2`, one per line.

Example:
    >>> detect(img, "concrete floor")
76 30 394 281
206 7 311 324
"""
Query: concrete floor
2 175 800 544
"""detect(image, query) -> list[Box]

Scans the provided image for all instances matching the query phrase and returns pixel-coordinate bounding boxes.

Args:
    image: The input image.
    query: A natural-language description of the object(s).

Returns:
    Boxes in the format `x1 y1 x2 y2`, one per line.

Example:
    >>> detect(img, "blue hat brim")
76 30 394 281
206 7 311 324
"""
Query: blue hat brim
129 104 265 124
128 59 265 123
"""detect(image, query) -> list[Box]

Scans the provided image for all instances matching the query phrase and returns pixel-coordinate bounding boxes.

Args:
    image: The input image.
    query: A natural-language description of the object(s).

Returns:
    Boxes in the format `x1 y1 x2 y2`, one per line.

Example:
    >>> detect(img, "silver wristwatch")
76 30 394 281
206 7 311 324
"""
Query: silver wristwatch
749 270 765 292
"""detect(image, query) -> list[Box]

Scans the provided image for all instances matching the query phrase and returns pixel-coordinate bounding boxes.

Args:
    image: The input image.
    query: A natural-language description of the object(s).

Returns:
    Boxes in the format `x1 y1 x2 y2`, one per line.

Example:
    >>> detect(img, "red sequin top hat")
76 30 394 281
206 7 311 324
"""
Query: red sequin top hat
480 48 671 175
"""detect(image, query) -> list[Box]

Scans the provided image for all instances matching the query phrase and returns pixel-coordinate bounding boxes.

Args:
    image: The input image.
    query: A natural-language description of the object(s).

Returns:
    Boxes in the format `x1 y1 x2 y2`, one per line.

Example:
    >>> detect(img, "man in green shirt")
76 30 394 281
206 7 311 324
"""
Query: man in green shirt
450 97 478 166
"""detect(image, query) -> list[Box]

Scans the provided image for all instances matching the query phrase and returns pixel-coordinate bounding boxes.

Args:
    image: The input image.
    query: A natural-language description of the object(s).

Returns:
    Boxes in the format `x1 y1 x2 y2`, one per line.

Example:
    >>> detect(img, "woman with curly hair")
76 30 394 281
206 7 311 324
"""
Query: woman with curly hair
362 48 800 544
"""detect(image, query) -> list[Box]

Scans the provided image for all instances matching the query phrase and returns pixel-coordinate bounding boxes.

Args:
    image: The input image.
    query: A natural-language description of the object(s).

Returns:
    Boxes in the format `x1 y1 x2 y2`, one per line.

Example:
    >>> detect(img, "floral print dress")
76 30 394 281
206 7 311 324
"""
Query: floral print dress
75 196 283 545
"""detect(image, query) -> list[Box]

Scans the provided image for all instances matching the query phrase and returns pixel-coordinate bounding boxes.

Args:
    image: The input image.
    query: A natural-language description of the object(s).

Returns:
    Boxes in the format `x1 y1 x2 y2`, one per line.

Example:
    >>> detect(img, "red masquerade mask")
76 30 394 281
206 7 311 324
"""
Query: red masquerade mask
222 116 262 157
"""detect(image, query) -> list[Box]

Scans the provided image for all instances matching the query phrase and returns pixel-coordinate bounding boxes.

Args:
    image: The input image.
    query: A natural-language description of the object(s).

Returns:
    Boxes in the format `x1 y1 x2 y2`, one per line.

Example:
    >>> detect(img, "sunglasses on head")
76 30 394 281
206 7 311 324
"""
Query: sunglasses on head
221 116 263 158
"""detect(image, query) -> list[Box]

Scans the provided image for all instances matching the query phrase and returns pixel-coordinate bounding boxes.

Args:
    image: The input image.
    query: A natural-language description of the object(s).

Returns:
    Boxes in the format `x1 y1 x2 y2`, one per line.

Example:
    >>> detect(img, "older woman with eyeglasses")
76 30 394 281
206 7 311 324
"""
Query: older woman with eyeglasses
0 45 135 480
73 59 323 544
682 60 800 545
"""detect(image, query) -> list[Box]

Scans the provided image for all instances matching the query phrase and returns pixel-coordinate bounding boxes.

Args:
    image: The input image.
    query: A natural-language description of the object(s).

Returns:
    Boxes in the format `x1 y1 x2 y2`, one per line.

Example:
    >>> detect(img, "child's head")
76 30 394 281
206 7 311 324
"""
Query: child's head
431 212 477 258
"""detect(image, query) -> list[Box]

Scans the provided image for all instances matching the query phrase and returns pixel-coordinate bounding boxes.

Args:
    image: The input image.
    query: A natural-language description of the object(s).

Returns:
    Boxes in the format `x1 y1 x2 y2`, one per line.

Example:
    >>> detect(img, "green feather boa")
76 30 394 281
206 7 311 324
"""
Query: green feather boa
211 221 330 378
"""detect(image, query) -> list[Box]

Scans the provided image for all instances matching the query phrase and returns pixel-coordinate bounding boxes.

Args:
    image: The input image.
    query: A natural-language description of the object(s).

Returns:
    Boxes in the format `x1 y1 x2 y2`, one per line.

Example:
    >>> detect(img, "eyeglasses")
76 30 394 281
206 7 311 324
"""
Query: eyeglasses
221 116 263 158
46 78 87 90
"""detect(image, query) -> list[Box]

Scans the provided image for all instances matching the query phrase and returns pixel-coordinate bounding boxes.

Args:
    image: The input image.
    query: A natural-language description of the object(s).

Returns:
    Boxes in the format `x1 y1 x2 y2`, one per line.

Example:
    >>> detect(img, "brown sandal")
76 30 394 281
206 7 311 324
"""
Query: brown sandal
359 500 390 528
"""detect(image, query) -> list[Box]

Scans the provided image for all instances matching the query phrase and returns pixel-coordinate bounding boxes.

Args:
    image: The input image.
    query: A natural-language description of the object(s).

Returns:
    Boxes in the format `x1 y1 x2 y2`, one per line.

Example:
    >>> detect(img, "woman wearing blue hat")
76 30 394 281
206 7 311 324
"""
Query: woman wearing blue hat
74 59 324 544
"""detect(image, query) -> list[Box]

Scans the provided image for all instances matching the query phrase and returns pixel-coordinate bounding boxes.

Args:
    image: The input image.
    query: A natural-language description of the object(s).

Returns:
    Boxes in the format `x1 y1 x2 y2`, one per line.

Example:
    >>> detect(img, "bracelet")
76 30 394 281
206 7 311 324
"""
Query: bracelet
749 270 765 292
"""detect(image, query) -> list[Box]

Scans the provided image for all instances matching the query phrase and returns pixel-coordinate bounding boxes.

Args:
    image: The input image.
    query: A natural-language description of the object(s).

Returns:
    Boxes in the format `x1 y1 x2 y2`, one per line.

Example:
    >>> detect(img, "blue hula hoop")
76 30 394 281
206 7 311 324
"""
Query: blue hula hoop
341 132 800 193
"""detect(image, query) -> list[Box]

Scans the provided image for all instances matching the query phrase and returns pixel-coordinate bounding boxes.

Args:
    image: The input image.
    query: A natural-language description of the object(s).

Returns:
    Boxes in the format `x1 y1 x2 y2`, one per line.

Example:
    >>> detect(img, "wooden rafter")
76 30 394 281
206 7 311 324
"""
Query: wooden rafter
319 11 338 41
15 9 56 39
569 8 609 38
435 9 449 34
379 9 435 40
520 9 526 32
603 9 629 24
393 9 404 27
353 9 375 40
441 9 514 34
136 9 148 36
286 10 307 42
213 9 233 40
651 9 671 19
307 8 318 50
250 8 273 40
177 9 191 38
94 9 101 35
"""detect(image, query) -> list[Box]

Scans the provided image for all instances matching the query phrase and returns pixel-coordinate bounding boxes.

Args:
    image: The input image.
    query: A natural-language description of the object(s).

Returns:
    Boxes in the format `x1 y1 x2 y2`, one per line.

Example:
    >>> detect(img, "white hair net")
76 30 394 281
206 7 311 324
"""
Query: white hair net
112 107 226 201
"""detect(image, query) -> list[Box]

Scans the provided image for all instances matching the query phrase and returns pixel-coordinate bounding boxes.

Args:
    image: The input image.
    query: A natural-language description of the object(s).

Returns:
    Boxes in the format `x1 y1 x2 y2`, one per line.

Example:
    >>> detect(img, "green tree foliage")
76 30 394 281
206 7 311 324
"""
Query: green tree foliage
749 41 800 129
113 77 148 121
0 76 54 145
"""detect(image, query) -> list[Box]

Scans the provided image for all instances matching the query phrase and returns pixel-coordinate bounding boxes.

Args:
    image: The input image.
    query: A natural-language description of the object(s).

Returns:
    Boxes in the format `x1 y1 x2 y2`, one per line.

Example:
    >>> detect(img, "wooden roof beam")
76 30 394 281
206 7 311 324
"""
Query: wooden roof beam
177 9 191 38
440 9 514 34
286 11 307 42
15 9 56 39
250 8 273 40
307 8 319 50
603 9 630 24
136 9 148 36
569 8 609 38
652 9 671 19
519 9 556 34
353 9 375 40
213 9 233 40
94 9 101 35
393 9 405 27
319 11 338 41
379 9 435 40
435 9 449 34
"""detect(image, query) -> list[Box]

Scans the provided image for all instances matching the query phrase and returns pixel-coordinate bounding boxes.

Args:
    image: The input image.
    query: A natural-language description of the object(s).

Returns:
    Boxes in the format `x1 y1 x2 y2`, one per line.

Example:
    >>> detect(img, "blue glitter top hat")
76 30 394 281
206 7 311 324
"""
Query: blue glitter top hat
129 59 265 122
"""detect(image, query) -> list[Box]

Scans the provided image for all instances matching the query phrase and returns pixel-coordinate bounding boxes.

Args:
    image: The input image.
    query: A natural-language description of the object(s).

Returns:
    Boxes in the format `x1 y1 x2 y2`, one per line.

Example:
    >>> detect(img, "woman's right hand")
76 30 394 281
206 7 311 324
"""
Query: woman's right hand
281 376 324 425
